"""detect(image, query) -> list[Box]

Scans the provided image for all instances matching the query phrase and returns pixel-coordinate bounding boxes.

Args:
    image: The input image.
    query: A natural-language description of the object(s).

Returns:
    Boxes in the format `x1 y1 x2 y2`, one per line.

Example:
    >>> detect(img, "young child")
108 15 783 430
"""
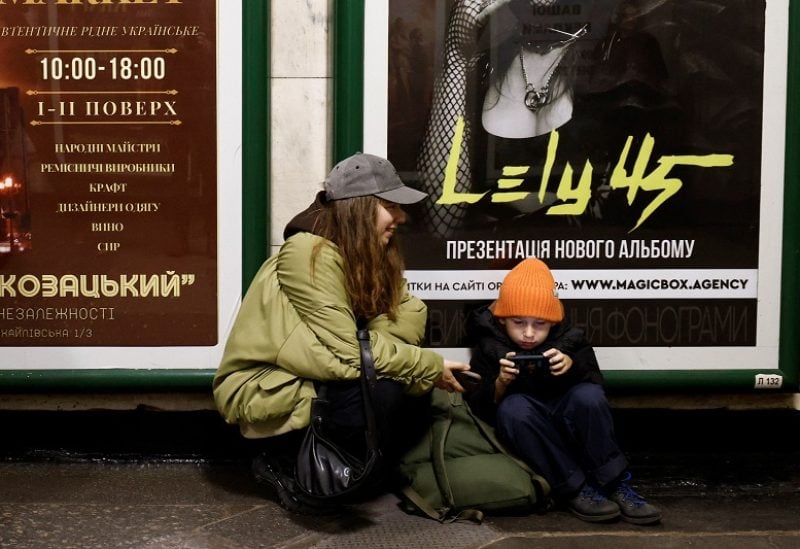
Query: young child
465 257 660 524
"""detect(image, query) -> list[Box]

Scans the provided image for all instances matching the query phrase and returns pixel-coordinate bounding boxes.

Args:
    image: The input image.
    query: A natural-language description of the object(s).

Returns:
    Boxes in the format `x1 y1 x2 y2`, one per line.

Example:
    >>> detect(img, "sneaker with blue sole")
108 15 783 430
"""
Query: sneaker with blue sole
567 484 621 523
607 473 662 525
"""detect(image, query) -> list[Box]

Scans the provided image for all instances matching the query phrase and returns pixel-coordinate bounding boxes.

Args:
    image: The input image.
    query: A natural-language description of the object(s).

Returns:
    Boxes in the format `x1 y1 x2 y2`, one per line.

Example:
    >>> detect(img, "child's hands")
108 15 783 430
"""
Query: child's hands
543 348 573 376
497 352 521 387
493 352 521 403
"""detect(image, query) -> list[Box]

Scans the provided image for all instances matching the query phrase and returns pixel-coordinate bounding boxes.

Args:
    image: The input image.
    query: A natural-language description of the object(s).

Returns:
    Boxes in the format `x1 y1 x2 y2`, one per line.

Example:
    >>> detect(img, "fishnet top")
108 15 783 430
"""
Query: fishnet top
416 0 484 238
416 0 559 237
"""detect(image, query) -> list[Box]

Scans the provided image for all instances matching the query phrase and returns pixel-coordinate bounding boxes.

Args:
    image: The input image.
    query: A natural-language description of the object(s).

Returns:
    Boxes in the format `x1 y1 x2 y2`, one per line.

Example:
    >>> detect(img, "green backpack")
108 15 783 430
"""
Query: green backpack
397 389 550 523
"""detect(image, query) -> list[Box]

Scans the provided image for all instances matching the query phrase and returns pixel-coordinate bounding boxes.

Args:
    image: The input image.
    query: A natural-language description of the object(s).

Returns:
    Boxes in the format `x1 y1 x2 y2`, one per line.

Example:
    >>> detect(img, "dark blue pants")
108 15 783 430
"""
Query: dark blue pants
495 383 628 501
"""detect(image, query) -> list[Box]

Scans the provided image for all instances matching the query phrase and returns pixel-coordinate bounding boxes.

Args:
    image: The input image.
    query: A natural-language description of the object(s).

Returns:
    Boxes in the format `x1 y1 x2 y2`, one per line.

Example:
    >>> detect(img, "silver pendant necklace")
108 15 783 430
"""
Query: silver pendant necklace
519 25 588 113
519 48 563 112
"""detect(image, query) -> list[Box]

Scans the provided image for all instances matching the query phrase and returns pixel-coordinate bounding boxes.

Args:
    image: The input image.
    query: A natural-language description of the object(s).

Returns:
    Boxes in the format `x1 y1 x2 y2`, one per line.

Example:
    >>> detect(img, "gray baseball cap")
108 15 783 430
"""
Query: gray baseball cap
324 153 428 204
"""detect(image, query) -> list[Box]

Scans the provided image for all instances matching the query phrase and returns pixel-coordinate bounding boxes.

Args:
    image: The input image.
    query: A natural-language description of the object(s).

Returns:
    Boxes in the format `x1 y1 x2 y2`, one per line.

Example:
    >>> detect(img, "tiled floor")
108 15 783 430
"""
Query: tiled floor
2 408 799 548
1 457 798 549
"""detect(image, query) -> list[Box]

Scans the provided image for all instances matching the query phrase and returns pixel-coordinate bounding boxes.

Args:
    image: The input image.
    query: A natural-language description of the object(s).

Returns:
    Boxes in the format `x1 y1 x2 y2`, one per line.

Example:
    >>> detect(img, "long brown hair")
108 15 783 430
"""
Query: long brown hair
313 195 405 321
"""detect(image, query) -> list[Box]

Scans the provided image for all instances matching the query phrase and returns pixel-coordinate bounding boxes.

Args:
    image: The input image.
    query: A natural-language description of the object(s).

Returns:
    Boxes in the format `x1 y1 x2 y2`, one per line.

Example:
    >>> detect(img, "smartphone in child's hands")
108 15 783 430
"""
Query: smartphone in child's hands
509 354 550 377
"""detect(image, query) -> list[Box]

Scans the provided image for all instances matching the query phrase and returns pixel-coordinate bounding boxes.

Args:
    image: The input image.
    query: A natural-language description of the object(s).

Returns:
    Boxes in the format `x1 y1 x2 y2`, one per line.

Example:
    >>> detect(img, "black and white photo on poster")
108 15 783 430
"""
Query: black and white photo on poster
386 0 768 349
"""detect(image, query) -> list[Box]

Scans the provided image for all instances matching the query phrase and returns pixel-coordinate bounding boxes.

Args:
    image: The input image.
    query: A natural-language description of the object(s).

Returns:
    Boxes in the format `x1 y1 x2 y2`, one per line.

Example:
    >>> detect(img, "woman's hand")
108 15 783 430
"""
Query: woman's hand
450 0 518 60
453 0 551 59
435 359 471 393
543 348 573 376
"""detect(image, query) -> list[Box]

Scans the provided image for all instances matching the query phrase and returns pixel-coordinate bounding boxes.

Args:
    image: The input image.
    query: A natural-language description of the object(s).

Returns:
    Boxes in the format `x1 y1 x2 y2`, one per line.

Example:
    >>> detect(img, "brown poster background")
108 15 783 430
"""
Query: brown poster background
0 1 217 346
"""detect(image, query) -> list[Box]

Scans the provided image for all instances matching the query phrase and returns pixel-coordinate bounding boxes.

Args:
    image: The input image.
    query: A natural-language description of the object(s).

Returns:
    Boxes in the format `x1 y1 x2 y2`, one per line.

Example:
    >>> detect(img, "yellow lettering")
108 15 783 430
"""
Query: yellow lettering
492 166 529 203
611 134 734 231
432 126 734 231
437 116 487 205
539 130 559 203
548 160 593 215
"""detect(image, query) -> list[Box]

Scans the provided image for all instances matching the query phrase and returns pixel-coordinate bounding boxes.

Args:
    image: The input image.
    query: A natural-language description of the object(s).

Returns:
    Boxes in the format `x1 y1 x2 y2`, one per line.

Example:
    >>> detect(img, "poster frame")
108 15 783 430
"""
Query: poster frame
0 0 263 391
338 0 800 392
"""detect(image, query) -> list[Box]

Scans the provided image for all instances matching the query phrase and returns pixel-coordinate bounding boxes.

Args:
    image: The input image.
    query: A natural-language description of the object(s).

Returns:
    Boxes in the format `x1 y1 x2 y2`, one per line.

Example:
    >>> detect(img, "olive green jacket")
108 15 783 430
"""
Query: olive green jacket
213 232 444 438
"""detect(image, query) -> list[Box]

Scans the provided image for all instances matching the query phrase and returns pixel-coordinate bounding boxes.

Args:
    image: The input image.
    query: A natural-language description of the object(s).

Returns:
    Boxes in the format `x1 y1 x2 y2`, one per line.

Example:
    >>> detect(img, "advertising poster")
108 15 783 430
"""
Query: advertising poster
379 0 787 375
0 0 218 349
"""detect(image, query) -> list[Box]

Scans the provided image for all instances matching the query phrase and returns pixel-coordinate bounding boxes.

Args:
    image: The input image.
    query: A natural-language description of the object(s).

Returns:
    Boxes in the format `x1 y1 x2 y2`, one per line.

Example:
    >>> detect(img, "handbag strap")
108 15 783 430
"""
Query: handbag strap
356 328 380 453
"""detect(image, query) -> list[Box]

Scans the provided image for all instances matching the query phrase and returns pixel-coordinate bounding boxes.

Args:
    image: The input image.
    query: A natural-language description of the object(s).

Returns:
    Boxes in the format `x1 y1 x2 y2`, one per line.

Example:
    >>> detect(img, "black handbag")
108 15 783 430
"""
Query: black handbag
294 328 384 501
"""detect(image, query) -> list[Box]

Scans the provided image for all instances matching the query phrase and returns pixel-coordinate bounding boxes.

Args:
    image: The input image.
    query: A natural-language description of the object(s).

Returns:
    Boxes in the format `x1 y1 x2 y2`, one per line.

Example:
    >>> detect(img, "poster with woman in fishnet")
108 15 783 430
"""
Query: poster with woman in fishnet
387 0 770 352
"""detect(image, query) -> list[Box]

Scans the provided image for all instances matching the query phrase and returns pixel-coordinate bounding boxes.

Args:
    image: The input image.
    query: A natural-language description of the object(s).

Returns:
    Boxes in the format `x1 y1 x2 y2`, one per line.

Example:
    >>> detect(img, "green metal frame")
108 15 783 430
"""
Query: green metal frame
242 0 270 290
331 0 799 392
0 1 269 392
780 0 800 392
333 0 365 161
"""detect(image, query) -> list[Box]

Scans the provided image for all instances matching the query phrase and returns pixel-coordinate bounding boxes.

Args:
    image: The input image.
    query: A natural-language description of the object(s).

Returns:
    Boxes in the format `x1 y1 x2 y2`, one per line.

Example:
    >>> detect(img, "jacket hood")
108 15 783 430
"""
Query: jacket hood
466 304 511 346
283 191 327 240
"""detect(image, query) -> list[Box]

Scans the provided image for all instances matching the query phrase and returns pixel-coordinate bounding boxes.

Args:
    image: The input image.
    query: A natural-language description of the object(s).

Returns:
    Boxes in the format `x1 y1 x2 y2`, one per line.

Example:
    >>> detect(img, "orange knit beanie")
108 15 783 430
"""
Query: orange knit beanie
493 258 564 322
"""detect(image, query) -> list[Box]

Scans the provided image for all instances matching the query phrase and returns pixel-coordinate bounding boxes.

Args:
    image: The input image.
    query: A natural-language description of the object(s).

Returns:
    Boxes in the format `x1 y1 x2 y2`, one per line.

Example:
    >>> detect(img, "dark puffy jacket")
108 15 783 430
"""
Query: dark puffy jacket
465 304 603 425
